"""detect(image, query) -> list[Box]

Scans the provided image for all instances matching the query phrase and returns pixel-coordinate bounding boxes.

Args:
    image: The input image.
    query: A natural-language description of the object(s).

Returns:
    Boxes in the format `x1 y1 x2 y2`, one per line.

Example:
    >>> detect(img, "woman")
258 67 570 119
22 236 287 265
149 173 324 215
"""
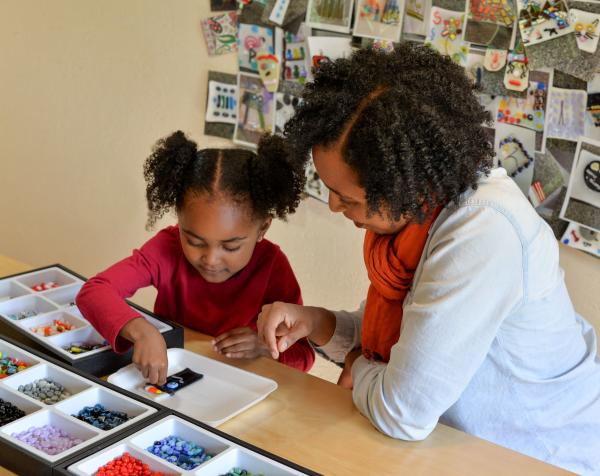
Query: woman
257 44 600 474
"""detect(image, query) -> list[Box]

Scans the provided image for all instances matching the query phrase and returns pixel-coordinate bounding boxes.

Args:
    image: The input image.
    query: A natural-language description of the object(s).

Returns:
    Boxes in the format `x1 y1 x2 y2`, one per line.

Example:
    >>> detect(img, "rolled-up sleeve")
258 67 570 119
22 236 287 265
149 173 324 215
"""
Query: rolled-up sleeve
351 205 524 440
316 301 365 363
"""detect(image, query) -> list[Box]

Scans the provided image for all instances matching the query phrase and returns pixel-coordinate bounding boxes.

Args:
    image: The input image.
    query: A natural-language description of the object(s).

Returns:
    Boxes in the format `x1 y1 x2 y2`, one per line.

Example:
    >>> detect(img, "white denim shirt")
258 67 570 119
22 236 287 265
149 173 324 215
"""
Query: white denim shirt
318 168 600 474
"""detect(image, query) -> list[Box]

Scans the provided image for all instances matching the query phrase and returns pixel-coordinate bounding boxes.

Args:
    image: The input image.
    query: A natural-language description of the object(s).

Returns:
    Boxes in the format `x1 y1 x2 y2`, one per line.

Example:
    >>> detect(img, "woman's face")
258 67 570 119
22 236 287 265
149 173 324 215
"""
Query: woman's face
312 144 407 235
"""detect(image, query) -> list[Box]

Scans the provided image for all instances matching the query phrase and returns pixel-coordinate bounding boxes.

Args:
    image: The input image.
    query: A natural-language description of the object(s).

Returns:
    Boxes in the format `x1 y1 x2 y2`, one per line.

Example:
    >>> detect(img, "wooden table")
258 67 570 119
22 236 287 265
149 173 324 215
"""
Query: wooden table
0 256 571 475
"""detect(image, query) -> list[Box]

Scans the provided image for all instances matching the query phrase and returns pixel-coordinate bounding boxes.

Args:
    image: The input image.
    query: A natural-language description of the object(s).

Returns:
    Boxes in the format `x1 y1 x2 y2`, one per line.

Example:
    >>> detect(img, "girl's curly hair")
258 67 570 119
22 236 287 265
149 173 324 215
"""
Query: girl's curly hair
262 43 494 222
143 131 304 228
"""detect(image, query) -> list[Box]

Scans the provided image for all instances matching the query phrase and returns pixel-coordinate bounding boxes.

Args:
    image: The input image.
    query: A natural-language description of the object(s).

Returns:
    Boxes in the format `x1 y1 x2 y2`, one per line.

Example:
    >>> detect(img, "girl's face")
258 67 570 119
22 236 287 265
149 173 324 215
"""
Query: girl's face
312 144 407 235
178 192 271 283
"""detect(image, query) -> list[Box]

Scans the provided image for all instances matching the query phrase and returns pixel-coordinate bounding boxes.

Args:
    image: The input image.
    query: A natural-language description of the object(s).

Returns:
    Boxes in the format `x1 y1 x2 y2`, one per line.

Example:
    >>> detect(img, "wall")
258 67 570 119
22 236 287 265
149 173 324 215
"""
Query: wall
0 1 597 332
0 0 368 314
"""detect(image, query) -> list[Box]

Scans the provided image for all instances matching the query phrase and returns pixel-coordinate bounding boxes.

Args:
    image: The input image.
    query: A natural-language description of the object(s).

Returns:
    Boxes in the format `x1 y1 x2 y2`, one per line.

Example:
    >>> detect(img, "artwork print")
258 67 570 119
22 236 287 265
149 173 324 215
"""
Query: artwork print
425 7 469 66
494 122 537 194
201 12 238 56
306 0 355 33
464 0 516 48
238 23 275 72
354 0 405 41
570 9 600 54
516 0 574 46
233 73 276 149
545 87 586 141
205 80 238 125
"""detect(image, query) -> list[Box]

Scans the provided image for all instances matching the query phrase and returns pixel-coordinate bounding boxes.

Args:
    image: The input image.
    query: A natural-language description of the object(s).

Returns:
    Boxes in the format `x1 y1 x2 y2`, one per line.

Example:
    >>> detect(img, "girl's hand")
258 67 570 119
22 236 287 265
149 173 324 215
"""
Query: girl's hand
120 318 168 385
212 327 270 359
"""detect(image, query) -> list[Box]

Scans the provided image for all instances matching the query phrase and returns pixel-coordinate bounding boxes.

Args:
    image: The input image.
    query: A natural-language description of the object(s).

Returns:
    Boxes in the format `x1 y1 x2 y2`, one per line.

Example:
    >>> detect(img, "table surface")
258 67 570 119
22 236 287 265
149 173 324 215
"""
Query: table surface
0 256 571 475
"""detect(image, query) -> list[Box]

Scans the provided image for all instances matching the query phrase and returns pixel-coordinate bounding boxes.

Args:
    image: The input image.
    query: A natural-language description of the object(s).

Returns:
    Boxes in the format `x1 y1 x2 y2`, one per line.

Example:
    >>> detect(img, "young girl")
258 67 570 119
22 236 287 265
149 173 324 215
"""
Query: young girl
76 131 314 385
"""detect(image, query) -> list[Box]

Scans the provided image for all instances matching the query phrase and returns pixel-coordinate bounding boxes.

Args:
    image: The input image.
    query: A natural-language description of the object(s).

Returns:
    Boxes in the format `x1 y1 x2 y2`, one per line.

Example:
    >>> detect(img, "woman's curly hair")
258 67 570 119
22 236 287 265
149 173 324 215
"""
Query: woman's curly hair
143 131 304 228
263 43 494 223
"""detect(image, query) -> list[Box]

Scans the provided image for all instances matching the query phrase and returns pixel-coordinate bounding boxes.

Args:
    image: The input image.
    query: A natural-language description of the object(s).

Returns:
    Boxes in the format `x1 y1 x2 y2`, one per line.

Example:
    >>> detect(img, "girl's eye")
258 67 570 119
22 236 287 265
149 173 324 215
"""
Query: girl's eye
223 246 241 253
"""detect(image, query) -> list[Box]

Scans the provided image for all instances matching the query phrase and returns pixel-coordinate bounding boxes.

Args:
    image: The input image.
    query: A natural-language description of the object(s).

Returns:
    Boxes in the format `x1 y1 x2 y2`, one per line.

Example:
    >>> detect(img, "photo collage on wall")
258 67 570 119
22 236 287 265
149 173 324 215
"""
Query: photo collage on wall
200 0 600 255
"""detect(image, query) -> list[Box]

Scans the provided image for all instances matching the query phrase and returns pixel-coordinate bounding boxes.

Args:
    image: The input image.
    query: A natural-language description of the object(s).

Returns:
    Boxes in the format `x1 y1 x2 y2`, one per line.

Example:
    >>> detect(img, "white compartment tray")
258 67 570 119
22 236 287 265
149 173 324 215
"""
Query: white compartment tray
107 348 278 426
67 415 309 476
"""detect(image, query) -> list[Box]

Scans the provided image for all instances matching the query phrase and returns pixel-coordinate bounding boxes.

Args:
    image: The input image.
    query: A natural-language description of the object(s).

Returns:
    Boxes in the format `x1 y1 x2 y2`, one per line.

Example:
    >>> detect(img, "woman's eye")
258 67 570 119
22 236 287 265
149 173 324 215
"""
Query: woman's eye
187 240 204 247
224 246 241 253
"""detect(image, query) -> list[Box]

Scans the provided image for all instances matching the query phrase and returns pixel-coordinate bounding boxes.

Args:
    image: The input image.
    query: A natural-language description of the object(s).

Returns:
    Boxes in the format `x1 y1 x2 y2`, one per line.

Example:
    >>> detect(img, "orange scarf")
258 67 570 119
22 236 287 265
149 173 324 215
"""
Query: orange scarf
362 210 441 362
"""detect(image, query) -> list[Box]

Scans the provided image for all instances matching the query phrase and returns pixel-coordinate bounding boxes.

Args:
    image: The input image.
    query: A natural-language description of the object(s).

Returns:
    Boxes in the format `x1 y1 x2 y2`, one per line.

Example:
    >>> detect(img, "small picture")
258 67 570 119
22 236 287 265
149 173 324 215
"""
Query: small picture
305 157 329 203
282 23 310 84
307 36 354 75
561 222 600 257
496 69 552 152
546 87 587 142
201 12 238 56
463 0 516 48
210 0 237 11
403 0 429 35
494 122 537 195
205 80 238 125
353 0 405 42
529 147 565 207
275 82 303 135
560 137 600 232
425 7 469 66
238 23 275 72
306 0 355 34
234 73 277 149
516 0 574 46
570 9 600 54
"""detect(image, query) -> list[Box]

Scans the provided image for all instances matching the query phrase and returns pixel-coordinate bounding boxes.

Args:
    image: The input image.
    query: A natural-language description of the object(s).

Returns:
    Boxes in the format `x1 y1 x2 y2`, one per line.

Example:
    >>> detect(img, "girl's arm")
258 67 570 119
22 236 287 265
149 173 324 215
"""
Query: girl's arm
76 227 177 352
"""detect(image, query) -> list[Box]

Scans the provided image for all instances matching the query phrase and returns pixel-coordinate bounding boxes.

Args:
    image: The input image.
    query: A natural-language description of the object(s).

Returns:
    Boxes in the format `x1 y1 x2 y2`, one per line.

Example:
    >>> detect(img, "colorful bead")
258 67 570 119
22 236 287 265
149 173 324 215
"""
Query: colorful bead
7 310 37 321
30 281 59 292
220 469 265 476
0 398 26 426
12 424 83 455
96 452 174 476
0 352 31 378
63 341 107 354
147 435 213 470
73 403 129 430
31 319 74 336
17 378 71 404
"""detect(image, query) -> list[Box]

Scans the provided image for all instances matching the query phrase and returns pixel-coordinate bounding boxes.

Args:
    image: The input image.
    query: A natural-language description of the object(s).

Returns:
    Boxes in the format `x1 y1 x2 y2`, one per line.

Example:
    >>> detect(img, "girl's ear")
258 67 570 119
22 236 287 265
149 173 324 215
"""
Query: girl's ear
257 217 272 242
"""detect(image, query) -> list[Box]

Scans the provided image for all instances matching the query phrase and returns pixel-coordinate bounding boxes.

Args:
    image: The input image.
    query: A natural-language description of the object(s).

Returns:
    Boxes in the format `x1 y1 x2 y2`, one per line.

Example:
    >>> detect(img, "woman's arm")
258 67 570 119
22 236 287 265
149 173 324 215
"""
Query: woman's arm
351 206 524 440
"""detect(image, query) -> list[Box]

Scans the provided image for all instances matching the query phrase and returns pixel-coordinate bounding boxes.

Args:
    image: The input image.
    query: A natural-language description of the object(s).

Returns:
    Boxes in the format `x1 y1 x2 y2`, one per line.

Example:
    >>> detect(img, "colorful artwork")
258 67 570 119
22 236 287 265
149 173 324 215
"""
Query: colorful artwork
306 0 355 33
269 0 292 25
404 0 429 35
570 9 600 54
233 73 276 149
516 0 574 46
464 0 515 48
307 36 354 76
561 222 600 257
425 7 468 66
205 81 238 125
354 0 405 41
494 122 537 194
237 23 275 72
497 82 546 131
546 87 586 141
504 40 529 92
201 12 238 56
283 24 309 84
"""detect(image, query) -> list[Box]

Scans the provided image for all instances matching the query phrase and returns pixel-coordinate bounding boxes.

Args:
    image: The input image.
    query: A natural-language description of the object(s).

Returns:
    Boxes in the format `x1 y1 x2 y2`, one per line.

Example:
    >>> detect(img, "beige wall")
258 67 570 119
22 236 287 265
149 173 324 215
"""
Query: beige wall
0 1 597 332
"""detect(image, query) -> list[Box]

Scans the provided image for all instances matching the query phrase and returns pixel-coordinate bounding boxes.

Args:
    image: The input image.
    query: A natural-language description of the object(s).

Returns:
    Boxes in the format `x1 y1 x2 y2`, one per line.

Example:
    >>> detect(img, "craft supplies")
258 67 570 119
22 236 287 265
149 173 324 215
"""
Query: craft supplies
31 319 74 337
73 403 129 431
17 378 71 404
12 424 83 455
0 399 26 426
147 435 213 470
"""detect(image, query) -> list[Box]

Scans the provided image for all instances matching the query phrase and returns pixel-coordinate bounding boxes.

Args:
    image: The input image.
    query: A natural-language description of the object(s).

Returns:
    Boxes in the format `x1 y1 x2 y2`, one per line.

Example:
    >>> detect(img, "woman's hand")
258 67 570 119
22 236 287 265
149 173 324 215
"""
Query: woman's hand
120 318 168 385
337 349 363 389
258 302 334 359
212 327 270 359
